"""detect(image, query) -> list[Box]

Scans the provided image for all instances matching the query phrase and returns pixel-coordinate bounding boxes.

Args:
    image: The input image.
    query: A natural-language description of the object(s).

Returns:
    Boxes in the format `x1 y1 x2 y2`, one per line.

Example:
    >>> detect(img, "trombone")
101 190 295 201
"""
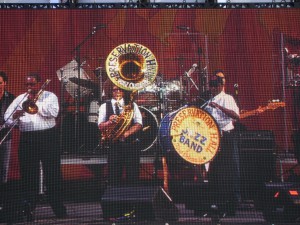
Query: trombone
0 79 51 145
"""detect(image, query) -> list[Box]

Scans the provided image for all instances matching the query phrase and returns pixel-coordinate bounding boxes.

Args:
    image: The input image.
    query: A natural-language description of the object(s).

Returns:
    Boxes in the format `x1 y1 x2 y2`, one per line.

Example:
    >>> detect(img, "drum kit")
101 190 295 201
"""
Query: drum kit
57 43 220 166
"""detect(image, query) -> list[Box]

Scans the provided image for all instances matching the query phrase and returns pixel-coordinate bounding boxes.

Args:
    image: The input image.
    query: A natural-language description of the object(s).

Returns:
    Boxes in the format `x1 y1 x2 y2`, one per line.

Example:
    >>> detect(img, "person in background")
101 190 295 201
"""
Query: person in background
98 83 143 186
0 71 15 184
204 70 240 216
4 72 66 221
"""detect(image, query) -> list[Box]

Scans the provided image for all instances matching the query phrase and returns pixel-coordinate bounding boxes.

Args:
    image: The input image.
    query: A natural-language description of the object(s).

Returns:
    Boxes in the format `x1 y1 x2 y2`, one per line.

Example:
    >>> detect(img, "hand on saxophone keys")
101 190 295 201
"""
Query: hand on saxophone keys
109 115 118 124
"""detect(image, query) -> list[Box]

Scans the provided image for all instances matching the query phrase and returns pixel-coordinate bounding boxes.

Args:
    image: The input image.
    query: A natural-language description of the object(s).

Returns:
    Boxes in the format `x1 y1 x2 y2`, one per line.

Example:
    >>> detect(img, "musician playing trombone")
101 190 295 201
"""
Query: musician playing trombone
3 73 66 222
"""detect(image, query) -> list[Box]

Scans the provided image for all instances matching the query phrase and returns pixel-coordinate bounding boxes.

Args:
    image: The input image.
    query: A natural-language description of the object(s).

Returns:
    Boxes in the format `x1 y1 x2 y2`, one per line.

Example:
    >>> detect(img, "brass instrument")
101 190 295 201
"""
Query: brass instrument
101 91 136 142
102 43 158 142
22 79 51 114
0 79 51 145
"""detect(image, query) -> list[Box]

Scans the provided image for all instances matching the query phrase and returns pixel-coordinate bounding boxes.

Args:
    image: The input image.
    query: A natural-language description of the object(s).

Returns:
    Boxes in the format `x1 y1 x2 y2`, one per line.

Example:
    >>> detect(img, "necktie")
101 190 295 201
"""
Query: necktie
115 102 120 115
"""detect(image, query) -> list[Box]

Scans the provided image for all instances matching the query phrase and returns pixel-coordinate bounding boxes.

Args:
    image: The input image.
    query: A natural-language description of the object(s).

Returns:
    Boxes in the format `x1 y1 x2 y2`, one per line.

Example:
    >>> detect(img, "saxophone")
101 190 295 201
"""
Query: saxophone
102 43 158 142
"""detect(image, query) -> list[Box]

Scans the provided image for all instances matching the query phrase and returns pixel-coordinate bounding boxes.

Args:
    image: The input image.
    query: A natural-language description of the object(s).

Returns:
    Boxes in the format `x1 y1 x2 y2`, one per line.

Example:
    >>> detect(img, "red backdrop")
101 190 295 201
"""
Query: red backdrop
1 9 300 179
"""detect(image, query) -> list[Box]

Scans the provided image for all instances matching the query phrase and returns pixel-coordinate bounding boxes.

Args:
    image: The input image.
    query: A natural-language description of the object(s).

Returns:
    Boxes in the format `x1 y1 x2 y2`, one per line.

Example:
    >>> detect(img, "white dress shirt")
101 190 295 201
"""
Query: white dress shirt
4 91 59 132
98 98 143 126
205 91 239 132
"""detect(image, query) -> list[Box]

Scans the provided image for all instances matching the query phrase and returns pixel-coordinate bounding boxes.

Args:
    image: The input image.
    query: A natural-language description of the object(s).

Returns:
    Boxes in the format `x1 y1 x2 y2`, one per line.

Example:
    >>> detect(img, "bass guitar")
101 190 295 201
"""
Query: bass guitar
240 101 285 119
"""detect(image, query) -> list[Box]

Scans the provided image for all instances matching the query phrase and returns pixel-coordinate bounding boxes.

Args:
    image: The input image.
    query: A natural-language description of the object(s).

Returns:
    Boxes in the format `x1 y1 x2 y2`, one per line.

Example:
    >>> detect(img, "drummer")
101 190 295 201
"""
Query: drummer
204 70 240 216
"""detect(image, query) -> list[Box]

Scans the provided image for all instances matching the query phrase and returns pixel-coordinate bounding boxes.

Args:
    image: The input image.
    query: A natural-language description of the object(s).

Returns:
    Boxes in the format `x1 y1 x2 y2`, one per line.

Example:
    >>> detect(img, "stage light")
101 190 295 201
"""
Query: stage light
262 182 300 223
289 190 299 196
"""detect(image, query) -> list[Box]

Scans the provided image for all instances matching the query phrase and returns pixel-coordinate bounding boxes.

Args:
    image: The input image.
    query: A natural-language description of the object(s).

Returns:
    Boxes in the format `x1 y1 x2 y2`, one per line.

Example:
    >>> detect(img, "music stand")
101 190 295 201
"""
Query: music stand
56 59 92 98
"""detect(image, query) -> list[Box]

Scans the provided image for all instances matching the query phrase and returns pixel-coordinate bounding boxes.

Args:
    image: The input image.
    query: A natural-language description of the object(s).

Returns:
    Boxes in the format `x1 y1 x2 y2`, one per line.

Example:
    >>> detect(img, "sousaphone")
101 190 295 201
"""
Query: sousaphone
102 43 158 142
106 43 158 91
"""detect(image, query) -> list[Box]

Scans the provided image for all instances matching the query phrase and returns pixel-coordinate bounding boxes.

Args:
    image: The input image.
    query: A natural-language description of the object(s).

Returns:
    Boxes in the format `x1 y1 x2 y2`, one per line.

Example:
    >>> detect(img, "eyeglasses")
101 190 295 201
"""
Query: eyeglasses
25 83 37 87
113 88 123 92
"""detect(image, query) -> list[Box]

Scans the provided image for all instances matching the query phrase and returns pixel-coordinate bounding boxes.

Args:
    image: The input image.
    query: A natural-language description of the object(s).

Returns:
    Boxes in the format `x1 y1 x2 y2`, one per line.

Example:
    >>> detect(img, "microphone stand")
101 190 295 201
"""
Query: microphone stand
72 26 102 152
185 71 199 92
91 67 104 153
59 69 67 153
181 27 209 105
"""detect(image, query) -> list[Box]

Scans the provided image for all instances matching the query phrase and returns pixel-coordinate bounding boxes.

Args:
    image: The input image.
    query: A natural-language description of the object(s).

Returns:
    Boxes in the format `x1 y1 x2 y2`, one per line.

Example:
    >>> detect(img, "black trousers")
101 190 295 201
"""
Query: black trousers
18 127 64 212
208 131 240 209
107 141 140 186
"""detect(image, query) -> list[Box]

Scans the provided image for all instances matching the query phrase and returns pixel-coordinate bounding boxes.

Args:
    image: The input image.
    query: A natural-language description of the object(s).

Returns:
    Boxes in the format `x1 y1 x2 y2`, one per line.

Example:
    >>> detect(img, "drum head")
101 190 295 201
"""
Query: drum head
138 106 159 152
159 106 221 165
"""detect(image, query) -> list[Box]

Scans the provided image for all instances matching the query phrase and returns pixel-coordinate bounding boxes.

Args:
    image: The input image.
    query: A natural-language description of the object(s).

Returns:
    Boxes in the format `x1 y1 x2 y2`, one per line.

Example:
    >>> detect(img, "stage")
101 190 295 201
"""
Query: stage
1 153 300 224
0 199 292 224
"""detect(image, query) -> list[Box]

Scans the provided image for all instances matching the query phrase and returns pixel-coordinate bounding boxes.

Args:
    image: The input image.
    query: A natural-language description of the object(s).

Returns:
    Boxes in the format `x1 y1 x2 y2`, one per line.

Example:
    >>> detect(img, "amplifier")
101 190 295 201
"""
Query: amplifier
238 130 276 200
238 130 275 150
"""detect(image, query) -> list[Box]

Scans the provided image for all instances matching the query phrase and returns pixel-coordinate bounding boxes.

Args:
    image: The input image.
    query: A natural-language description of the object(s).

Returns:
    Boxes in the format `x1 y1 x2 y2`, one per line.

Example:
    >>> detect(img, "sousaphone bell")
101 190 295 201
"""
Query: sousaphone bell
102 43 158 142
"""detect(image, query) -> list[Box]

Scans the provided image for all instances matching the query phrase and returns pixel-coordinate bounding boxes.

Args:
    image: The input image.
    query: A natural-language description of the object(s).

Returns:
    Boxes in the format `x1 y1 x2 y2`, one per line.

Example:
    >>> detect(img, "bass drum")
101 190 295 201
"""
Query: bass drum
138 106 159 152
158 106 220 165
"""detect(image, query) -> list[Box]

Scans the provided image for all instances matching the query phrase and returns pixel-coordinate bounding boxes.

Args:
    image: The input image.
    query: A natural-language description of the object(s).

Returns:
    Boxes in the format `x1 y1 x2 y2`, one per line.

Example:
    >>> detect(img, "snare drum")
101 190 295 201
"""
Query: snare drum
158 106 220 165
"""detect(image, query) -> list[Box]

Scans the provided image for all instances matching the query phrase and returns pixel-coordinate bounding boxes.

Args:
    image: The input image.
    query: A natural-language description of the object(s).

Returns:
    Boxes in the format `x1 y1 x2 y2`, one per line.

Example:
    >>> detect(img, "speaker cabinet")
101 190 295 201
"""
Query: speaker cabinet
238 130 276 200
101 186 179 221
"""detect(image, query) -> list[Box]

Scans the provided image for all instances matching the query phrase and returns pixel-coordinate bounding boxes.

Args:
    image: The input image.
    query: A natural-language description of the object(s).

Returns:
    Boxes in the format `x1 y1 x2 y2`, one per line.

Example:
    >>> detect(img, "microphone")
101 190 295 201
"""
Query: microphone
177 25 190 31
234 83 238 95
185 63 198 78
93 24 107 30
288 54 299 59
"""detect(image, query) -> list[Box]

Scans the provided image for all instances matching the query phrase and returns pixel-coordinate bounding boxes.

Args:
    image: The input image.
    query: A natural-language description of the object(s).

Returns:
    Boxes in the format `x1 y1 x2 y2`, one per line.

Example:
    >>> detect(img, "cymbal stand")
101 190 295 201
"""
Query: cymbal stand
178 57 186 107
158 73 167 119
72 25 104 152
59 68 68 153
153 73 166 181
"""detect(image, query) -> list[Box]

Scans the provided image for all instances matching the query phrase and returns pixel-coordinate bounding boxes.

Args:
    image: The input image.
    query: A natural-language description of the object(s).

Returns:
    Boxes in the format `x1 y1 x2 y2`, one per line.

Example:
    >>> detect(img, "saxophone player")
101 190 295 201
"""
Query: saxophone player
98 84 143 186
4 73 66 222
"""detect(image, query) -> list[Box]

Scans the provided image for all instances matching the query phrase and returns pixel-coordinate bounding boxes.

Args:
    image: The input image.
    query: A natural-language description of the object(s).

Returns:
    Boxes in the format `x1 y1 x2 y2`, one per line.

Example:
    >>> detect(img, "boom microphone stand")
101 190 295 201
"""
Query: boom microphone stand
72 24 106 152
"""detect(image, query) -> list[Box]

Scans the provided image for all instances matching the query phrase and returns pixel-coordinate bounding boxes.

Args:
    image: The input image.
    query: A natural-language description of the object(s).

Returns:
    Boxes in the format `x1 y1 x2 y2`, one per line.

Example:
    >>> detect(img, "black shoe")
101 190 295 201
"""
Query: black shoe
53 205 67 219
21 201 35 222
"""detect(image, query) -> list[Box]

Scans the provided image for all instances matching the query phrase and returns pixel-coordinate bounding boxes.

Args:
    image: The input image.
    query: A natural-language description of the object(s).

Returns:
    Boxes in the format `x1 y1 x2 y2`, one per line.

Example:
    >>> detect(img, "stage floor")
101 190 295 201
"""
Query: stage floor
15 201 269 225
1 182 300 224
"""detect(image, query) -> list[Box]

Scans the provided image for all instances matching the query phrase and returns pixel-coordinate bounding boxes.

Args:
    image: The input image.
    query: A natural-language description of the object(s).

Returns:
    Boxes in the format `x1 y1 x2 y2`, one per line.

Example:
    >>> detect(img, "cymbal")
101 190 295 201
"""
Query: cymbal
69 77 98 90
